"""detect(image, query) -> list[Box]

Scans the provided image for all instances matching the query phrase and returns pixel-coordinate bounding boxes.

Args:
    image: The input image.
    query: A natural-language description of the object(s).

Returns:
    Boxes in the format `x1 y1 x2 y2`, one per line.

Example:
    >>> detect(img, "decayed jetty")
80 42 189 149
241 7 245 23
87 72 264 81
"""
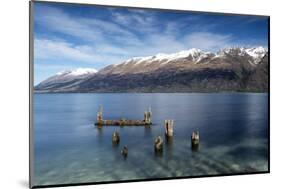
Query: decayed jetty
95 106 152 126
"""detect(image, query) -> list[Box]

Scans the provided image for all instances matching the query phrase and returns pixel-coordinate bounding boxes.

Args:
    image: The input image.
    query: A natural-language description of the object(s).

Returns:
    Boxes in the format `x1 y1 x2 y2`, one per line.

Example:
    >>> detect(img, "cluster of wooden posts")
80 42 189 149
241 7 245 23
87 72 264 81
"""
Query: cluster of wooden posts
110 121 200 157
111 131 128 157
95 106 200 158
154 120 200 152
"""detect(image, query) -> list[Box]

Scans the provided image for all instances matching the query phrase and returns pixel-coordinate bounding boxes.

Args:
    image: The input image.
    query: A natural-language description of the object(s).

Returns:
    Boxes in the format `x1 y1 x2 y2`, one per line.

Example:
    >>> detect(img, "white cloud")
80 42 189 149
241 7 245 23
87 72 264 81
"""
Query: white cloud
35 5 139 45
34 38 126 66
110 8 164 35
184 32 233 51
35 6 101 42
35 39 96 62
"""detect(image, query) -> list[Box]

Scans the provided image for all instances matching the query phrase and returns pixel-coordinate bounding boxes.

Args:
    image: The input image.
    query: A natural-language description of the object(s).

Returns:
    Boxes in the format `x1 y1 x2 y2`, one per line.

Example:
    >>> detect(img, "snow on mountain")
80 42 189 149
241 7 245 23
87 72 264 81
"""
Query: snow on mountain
36 68 98 90
217 46 267 64
218 47 247 56
153 48 205 62
245 46 268 64
99 47 267 75
56 68 98 76
119 47 267 67
121 48 209 66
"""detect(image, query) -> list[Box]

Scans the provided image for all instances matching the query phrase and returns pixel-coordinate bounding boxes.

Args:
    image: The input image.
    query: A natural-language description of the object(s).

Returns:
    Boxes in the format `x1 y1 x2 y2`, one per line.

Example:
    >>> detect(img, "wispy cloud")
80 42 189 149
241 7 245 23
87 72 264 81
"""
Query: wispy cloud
35 39 96 62
35 6 101 42
111 10 159 34
184 32 233 51
34 38 127 66
35 5 140 45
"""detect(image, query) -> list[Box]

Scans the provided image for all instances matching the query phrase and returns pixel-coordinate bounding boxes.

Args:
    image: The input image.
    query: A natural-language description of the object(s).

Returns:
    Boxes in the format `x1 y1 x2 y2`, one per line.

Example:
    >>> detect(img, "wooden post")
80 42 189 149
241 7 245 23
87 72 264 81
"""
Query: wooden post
96 106 103 125
165 120 174 137
112 131 120 144
154 136 163 152
148 107 152 124
121 146 128 157
191 131 199 151
144 111 147 123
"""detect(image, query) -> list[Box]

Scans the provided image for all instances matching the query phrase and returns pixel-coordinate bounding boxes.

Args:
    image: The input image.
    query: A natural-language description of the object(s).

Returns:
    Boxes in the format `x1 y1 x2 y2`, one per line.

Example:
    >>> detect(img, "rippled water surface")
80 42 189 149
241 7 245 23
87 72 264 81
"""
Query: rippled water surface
32 93 269 186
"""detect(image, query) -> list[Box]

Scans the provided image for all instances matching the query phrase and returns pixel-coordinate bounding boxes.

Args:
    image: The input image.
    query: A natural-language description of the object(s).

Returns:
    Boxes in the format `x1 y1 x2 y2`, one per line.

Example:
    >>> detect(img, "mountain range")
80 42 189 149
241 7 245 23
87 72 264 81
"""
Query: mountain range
34 47 269 93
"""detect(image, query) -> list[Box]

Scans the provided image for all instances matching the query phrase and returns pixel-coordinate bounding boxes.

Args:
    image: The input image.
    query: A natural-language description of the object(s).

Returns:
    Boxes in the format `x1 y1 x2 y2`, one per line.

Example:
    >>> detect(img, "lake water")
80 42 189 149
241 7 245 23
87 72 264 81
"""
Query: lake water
32 93 269 186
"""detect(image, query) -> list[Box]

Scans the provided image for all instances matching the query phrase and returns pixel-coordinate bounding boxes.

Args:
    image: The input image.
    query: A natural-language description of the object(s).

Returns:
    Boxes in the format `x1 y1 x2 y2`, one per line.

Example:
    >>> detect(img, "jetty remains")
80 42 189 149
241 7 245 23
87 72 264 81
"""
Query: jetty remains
95 106 152 126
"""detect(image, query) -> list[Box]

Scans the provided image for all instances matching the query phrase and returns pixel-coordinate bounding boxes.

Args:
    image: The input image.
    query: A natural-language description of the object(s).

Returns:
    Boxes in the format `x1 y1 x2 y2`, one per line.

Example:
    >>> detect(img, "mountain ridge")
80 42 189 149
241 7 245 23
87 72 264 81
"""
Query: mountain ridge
35 47 269 93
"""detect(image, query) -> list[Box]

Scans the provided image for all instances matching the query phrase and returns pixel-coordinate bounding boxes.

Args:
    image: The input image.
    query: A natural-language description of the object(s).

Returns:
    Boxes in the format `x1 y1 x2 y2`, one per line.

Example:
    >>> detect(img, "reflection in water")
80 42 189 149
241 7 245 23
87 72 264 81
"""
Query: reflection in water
144 125 152 137
33 93 268 186
112 142 119 148
191 143 199 152
96 126 104 145
165 136 173 145
165 136 174 158
154 149 163 157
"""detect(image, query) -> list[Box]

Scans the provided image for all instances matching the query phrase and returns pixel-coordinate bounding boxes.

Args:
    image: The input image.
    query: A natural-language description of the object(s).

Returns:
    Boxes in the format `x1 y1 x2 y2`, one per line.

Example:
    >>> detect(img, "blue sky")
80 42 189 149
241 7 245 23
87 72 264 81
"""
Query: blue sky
33 2 268 85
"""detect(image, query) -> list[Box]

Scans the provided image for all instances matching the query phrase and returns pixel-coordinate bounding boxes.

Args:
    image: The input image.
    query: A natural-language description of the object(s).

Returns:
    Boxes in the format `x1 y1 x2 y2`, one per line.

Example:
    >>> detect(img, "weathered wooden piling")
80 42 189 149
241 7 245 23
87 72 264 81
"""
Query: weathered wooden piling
112 131 120 144
121 146 128 157
164 120 174 137
144 107 152 124
96 106 103 126
191 131 200 151
154 136 163 152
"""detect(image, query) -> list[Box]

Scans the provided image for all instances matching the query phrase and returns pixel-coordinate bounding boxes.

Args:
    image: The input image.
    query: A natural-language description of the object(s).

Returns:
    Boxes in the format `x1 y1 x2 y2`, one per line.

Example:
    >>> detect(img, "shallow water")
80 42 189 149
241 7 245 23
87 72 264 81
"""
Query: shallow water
32 93 269 186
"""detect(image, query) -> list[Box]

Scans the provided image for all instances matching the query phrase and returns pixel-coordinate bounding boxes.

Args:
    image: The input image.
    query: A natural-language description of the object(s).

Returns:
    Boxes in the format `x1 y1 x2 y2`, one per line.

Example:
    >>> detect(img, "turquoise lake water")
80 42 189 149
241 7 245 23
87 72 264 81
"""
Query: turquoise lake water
32 93 269 186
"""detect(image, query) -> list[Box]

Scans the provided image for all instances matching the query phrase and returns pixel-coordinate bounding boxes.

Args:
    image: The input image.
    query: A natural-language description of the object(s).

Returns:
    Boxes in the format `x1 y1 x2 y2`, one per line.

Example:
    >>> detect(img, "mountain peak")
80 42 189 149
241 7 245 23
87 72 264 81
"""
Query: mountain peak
56 68 97 76
184 48 202 54
245 47 267 64
122 48 207 65
216 46 267 64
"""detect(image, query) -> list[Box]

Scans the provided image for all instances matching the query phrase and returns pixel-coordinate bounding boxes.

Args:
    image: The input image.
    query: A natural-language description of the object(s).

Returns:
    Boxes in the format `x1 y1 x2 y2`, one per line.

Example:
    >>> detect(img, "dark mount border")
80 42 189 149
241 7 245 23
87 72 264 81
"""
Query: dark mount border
29 0 270 188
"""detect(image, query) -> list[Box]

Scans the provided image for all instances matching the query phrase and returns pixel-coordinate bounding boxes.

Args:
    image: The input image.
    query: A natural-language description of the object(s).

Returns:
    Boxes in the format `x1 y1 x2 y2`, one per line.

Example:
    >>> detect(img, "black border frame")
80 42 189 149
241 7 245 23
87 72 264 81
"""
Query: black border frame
29 1 270 188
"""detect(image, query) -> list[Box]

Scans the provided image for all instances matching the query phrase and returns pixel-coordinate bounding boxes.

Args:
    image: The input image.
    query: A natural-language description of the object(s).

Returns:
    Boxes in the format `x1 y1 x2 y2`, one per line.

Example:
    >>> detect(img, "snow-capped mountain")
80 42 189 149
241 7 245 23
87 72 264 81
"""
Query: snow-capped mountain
119 47 266 65
99 48 213 75
35 47 268 93
99 47 267 75
123 48 210 64
35 68 97 92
